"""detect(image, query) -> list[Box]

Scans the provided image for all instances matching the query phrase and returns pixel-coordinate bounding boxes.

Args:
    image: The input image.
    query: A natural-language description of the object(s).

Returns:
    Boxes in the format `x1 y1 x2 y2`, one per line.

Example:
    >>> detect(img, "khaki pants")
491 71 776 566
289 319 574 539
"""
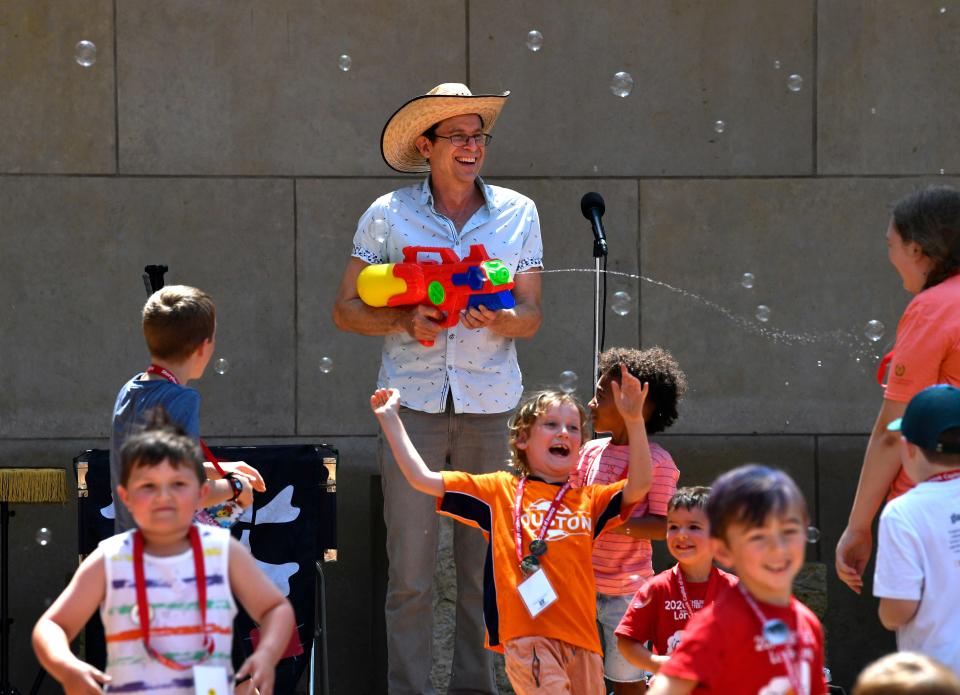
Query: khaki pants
380 404 509 695
504 636 605 695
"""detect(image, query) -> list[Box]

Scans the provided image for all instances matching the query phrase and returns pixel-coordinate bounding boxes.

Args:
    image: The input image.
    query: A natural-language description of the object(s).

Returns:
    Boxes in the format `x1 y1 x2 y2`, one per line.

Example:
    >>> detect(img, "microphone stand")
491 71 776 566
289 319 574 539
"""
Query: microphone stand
592 237 608 384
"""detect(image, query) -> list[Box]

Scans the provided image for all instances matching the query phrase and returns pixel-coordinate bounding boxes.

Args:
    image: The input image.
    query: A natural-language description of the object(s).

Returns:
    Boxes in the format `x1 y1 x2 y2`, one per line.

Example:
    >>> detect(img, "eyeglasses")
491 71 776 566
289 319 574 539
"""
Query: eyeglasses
433 133 492 147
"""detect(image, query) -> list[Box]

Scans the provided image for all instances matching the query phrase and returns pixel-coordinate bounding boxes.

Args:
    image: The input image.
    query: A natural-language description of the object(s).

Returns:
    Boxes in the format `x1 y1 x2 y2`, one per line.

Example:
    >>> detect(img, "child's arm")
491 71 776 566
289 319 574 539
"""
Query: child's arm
32 549 112 694
229 538 296 695
878 597 919 630
370 388 444 497
610 364 653 506
607 514 667 539
617 635 669 672
647 675 697 695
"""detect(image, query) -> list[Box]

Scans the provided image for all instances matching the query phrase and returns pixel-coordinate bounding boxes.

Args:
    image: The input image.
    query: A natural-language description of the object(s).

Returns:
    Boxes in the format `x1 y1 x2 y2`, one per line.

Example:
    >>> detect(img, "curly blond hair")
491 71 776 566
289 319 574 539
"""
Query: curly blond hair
507 389 587 477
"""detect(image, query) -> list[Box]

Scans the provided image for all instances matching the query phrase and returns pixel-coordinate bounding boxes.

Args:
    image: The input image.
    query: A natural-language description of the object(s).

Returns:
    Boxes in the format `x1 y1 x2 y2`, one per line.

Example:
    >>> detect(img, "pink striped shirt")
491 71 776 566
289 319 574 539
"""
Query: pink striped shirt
572 437 679 595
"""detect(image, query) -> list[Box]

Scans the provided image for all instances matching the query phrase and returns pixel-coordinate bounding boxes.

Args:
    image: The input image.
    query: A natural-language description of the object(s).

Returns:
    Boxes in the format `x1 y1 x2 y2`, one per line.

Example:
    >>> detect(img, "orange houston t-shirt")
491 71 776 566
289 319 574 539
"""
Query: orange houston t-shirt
884 273 960 498
438 470 637 654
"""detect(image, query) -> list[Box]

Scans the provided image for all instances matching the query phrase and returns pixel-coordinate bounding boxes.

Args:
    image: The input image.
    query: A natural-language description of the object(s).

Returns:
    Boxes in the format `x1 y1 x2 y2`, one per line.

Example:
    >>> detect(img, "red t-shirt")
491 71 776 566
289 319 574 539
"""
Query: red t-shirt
659 588 828 695
614 564 738 657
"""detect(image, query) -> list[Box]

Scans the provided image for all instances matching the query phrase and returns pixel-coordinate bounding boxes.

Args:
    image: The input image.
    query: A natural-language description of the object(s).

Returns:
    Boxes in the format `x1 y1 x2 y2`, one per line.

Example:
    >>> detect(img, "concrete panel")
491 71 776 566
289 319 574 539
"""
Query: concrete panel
819 1 960 175
0 176 295 438
297 177 638 435
0 438 105 695
817 435 895 691
471 0 814 177
638 177 947 434
0 1 115 174
650 434 819 570
117 0 465 176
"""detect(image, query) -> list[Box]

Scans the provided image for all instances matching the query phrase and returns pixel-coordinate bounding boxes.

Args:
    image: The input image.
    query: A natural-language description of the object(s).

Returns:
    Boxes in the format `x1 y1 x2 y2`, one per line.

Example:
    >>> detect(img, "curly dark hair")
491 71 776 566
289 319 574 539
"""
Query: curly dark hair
892 185 960 290
597 346 687 435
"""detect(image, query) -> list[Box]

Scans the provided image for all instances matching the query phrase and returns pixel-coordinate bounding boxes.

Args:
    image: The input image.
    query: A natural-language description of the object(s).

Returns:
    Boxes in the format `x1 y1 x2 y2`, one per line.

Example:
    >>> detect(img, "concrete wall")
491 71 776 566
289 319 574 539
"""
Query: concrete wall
7 0 955 690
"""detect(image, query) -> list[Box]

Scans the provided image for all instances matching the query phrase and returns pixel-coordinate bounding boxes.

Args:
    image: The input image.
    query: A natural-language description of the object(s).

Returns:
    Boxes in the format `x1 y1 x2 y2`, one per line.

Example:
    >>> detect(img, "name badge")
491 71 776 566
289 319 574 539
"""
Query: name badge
517 567 558 618
193 665 231 695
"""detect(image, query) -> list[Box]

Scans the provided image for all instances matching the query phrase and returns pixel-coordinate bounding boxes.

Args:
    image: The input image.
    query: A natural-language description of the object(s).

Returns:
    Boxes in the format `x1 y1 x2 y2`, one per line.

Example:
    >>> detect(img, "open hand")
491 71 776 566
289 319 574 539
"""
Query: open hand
236 652 274 695
218 461 267 493
835 525 872 594
60 661 111 695
610 364 649 425
370 388 402 419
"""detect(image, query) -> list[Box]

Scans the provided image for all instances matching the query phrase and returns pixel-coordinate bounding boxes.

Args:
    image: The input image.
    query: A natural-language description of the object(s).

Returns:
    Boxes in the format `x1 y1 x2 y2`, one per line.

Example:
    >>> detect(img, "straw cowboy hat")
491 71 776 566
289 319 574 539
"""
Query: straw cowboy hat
380 83 510 173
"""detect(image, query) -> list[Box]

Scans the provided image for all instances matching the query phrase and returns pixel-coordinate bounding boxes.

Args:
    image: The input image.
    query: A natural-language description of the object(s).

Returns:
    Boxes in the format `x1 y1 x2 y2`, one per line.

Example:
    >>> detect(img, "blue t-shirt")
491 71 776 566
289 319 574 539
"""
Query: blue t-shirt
109 374 201 531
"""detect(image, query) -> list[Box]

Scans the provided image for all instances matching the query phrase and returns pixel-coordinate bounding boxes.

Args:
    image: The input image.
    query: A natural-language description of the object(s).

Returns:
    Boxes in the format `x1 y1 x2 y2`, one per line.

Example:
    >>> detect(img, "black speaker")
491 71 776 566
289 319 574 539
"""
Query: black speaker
73 444 337 691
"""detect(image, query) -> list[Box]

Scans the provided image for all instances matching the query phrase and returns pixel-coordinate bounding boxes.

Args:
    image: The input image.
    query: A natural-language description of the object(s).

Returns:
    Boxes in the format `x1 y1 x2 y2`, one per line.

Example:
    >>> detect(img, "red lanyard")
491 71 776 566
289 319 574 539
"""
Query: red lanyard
132 525 214 669
927 469 960 483
145 365 227 477
674 567 716 618
737 584 805 695
513 477 571 567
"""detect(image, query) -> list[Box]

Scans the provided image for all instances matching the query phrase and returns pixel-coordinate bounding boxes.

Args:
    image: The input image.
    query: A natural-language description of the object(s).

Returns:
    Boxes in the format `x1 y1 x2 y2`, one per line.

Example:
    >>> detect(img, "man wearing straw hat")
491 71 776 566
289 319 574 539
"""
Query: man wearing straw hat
333 83 543 694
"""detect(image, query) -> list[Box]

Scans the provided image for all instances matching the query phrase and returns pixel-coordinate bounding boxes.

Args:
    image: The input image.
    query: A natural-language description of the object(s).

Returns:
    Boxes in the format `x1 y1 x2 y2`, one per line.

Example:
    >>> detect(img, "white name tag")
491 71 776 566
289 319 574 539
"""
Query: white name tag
517 567 558 618
193 665 231 695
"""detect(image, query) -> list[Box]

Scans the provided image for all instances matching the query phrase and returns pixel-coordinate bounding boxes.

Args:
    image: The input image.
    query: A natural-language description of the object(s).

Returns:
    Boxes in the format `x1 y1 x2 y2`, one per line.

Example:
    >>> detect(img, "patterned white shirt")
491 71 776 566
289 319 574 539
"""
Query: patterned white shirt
352 176 543 414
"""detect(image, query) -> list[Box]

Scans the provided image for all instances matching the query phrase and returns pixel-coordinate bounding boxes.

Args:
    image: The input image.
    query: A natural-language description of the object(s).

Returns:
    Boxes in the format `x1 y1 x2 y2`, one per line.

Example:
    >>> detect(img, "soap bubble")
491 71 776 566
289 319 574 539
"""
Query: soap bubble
773 59 781 70
35 527 52 546
755 305 770 322
870 107 877 115
807 526 821 544
741 272 755 289
713 120 726 134
817 360 823 368
864 319 885 342
338 54 352 71
610 71 634 98
787 74 803 92
559 370 578 393
611 291 632 316
526 30 543 52
213 358 229 375
370 216 388 243
784 381 790 387
319 356 334 374
941 168 946 175
75 40 96 67
940 6 947 14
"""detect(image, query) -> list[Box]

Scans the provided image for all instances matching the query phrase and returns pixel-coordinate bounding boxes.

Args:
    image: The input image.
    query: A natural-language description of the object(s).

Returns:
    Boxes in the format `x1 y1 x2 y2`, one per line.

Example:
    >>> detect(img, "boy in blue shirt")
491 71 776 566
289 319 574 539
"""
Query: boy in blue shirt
110 285 264 531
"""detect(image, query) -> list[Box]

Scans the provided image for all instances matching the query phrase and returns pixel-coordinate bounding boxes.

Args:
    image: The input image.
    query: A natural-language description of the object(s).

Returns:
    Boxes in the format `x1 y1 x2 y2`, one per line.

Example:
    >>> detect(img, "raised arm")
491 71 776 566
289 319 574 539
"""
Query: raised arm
611 364 653 506
371 388 444 497
332 257 444 344
835 398 906 593
460 269 543 338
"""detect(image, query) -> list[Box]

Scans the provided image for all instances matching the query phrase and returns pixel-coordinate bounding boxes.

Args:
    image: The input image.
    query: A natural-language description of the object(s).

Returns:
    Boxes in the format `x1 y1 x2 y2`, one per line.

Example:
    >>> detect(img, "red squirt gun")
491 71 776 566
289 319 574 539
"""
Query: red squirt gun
356 244 516 347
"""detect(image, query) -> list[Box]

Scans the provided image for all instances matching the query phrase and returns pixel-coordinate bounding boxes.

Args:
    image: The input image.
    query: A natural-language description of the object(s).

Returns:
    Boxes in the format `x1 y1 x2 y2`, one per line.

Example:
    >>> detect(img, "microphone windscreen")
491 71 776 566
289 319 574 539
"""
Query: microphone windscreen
580 192 606 219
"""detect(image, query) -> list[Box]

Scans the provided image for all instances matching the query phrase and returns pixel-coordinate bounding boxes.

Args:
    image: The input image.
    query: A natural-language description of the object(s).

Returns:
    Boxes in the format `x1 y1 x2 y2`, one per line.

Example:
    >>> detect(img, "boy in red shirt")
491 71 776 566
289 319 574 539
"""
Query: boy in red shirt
370 364 653 695
649 465 828 695
574 347 685 694
615 486 737 675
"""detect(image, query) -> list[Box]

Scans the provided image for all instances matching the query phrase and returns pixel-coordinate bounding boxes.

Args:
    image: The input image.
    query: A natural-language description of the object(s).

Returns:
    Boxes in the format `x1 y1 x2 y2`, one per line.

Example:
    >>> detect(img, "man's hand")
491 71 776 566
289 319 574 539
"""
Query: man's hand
611 364 649 425
236 652 275 695
401 304 445 343
835 525 872 594
460 304 499 330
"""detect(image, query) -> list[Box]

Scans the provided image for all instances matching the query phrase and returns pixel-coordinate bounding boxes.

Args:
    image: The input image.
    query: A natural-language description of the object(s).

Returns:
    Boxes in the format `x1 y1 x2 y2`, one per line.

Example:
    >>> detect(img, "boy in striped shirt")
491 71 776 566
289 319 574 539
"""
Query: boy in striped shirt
573 347 686 694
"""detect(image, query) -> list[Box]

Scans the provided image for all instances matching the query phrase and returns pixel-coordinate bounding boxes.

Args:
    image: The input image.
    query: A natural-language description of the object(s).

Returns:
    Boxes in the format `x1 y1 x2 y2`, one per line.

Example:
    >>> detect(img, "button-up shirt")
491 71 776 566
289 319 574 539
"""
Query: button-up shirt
352 176 543 414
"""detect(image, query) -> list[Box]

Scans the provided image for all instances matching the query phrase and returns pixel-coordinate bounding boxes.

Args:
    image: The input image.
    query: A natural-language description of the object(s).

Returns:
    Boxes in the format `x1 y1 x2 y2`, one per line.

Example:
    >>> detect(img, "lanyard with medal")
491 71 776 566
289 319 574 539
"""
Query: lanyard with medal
132 525 215 668
513 476 568 617
737 584 806 695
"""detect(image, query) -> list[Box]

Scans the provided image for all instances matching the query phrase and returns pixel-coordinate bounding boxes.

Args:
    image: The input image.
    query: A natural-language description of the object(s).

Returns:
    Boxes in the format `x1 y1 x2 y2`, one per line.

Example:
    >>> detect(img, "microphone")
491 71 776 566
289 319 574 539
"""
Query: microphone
580 192 608 256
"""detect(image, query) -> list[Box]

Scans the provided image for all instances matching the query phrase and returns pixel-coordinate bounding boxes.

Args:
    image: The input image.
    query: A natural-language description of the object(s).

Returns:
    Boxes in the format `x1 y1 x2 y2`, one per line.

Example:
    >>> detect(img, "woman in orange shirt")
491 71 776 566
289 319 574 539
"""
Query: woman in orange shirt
836 185 960 593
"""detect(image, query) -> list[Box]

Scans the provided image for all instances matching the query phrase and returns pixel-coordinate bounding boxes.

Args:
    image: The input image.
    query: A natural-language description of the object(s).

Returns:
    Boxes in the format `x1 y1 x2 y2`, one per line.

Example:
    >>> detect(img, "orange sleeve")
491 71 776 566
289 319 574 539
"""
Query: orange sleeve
885 298 953 402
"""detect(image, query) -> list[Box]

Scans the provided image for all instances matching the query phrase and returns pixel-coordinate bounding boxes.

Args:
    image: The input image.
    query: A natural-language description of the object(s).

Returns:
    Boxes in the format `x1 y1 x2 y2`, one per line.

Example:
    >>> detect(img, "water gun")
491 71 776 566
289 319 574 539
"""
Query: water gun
357 244 516 346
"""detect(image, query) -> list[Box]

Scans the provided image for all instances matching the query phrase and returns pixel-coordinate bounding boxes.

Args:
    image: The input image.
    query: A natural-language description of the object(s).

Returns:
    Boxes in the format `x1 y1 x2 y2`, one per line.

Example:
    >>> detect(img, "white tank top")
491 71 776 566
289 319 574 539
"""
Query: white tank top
99 524 237 693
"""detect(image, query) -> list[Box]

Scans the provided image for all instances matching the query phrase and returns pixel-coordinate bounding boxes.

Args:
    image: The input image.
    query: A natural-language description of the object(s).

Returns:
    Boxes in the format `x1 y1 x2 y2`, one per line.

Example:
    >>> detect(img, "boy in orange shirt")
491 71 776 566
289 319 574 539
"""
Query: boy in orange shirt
370 364 653 695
